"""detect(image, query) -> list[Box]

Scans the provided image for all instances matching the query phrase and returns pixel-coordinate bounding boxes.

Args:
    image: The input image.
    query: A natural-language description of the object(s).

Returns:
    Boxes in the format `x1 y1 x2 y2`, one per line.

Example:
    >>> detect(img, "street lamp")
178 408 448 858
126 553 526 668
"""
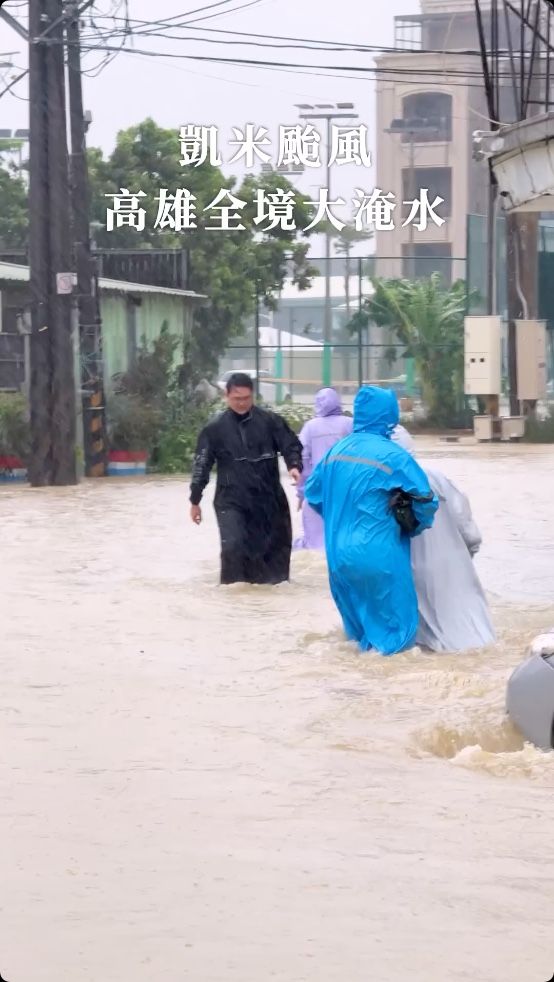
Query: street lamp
385 117 439 280
260 159 305 403
295 101 358 387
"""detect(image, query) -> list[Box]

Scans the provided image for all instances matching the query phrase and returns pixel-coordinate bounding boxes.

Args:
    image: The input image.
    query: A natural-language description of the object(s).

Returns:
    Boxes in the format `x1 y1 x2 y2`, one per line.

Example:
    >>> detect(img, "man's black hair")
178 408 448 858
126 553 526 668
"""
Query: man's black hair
226 372 254 393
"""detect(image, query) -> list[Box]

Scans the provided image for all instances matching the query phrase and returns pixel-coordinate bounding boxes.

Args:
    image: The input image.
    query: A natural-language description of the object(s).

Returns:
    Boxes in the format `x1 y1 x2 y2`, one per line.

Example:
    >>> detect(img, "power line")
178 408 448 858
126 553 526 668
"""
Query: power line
173 0 268 27
77 31 485 55
0 69 29 101
68 41 532 84
75 14 488 56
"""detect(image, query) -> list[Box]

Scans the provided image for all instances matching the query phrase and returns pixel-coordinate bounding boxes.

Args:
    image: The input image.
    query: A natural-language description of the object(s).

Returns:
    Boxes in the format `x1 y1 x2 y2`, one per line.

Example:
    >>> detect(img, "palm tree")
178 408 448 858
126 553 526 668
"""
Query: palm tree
366 272 470 426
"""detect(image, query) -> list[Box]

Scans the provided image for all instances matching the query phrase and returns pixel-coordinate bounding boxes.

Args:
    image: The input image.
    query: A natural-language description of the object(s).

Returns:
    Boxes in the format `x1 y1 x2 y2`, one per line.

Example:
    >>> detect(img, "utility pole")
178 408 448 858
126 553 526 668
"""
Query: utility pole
45 0 77 484
485 167 497 316
66 3 107 477
28 0 53 486
27 0 77 485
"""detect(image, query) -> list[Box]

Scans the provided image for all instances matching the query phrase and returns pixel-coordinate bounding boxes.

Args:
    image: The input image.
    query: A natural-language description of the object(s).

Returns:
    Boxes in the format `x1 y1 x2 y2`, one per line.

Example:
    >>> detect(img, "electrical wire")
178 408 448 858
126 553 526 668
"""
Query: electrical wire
178 0 268 27
79 15 487 56
71 41 543 85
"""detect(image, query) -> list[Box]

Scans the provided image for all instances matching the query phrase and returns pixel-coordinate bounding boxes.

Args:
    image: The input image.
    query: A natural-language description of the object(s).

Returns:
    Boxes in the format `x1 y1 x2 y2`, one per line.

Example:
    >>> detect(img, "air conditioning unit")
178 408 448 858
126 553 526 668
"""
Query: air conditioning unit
464 315 502 396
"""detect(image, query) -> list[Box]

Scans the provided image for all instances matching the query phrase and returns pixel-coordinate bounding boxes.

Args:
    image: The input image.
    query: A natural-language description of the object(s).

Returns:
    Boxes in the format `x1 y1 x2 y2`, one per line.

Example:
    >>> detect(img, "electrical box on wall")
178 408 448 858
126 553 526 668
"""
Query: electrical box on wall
464 315 502 396
515 319 547 401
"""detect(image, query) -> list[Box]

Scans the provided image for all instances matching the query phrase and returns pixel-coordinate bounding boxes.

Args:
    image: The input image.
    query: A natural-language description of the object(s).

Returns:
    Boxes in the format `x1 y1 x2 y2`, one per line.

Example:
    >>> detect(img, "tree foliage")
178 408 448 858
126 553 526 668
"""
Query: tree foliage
365 273 469 425
0 156 28 250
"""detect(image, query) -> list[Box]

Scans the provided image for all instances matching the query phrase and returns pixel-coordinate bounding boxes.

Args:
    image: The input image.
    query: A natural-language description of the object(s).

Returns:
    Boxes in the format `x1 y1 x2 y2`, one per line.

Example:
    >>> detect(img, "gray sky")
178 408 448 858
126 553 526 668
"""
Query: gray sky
0 0 421 252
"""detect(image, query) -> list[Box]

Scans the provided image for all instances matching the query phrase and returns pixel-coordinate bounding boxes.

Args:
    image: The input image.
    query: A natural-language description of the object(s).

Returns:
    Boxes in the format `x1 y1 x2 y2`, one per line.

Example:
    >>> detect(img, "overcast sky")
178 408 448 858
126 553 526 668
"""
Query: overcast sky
0 0 421 252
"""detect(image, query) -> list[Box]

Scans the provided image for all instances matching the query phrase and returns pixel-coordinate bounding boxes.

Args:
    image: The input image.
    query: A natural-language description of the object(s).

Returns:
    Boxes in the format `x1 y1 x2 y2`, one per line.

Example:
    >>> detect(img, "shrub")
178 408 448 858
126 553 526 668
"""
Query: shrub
271 402 314 434
523 411 554 443
0 392 30 460
108 394 164 452
149 401 221 473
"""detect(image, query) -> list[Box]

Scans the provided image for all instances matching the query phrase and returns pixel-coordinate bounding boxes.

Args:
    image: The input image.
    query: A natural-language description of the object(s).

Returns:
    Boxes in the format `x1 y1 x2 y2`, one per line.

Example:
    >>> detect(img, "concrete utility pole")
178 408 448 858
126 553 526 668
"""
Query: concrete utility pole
7 0 99 484
66 2 107 476
25 0 78 484
45 0 77 485
28 0 54 485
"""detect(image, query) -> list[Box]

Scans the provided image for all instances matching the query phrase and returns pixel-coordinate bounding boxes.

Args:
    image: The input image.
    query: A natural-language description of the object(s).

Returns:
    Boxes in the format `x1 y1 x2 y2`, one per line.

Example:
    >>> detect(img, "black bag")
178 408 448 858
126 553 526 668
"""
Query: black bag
389 488 419 535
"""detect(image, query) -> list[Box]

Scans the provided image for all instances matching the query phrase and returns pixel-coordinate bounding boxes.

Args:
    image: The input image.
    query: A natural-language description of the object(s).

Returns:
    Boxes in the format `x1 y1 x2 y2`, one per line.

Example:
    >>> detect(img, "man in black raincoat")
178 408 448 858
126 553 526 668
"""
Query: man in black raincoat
189 373 303 585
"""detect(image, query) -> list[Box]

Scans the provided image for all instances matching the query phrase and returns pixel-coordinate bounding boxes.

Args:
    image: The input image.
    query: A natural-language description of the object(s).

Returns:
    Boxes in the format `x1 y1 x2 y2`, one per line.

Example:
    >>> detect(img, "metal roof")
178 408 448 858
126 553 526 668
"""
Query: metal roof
0 261 206 301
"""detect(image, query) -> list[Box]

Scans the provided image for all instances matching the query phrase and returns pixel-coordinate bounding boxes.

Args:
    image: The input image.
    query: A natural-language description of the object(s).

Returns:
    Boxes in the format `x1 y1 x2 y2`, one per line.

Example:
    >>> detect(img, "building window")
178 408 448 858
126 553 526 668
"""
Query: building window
402 243 452 284
401 92 452 142
402 166 451 218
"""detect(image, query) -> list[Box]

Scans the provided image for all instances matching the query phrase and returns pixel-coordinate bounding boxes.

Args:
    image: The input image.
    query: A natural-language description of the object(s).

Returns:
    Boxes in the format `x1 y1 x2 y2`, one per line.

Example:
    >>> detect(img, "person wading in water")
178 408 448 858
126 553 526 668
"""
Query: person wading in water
189 372 303 585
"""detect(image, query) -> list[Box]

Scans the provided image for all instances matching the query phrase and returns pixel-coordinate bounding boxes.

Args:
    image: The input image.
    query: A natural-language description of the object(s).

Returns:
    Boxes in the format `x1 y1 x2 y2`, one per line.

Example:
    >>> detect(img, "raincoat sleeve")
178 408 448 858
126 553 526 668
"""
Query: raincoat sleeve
395 456 438 537
296 421 313 502
446 478 482 555
270 412 303 472
303 457 324 516
189 426 216 505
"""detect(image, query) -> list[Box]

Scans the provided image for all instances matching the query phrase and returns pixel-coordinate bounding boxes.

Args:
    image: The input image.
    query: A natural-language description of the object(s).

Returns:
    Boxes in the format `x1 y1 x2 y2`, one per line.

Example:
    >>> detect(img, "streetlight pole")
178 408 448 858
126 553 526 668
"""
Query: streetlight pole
296 102 358 387
261 162 304 404
385 118 440 280
407 132 416 281
325 116 332 359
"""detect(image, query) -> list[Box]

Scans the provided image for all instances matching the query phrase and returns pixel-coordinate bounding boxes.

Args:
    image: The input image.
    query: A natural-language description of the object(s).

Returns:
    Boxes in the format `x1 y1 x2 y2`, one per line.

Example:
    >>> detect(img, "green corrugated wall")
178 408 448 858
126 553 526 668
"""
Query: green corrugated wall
101 292 189 395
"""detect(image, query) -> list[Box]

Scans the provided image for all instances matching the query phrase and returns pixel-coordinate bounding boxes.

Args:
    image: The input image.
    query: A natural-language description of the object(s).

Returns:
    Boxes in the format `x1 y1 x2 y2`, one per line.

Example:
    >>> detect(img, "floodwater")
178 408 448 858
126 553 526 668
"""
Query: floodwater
2 440 554 982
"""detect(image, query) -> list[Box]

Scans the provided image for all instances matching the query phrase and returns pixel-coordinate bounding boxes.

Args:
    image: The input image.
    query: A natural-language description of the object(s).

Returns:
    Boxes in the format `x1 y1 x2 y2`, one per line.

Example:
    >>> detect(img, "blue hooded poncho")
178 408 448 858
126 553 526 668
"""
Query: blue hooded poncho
304 386 438 654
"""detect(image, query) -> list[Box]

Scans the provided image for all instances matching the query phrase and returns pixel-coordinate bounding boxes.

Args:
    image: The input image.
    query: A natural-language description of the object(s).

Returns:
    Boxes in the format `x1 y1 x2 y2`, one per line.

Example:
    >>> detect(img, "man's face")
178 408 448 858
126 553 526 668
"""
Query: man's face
226 385 254 414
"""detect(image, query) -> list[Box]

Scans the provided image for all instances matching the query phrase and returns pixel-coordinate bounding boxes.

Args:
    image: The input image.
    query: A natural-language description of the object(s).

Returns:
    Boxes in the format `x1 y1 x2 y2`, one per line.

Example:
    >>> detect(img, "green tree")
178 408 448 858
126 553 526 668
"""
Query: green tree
365 273 469 426
88 121 317 378
0 156 28 250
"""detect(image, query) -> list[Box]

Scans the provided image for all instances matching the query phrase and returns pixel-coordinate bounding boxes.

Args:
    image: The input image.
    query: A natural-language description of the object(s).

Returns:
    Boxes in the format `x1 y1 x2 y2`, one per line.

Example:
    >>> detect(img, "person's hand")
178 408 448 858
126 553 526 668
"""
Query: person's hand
190 504 202 525
288 468 301 485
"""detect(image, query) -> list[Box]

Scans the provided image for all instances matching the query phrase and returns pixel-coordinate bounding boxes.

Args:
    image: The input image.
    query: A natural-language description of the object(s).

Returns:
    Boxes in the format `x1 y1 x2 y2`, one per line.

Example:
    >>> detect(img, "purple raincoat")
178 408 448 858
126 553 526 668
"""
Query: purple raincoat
293 388 353 551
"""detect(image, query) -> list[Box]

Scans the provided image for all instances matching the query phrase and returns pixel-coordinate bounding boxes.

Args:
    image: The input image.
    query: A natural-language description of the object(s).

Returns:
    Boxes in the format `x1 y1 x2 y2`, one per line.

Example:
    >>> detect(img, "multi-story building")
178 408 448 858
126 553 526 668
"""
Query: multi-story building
375 0 517 282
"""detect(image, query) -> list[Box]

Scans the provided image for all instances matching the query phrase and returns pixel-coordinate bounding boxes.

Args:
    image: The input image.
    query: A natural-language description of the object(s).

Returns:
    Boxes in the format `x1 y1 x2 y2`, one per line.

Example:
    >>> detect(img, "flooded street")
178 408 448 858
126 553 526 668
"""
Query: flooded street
2 440 554 982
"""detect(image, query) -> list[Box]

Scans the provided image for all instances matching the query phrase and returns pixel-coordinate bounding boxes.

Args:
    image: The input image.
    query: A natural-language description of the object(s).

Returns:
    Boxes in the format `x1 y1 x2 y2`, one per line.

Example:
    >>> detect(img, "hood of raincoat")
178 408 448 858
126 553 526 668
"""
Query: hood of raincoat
314 387 342 417
391 424 416 455
353 386 399 436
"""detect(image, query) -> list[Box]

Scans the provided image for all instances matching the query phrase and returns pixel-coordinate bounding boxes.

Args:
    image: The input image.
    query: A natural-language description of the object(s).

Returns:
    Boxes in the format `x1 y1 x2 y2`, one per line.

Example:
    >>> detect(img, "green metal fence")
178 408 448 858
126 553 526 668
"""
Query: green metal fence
220 255 466 399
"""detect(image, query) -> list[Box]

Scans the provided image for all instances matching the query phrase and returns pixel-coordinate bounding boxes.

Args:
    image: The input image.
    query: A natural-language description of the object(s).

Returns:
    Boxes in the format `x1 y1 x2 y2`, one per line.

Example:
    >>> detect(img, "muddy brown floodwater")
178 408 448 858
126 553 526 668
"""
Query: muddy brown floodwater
1 440 554 982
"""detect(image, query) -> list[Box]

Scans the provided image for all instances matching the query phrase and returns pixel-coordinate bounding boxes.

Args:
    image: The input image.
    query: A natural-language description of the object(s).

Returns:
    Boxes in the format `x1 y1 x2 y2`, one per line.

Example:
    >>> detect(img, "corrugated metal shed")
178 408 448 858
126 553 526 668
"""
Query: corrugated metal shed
0 261 206 301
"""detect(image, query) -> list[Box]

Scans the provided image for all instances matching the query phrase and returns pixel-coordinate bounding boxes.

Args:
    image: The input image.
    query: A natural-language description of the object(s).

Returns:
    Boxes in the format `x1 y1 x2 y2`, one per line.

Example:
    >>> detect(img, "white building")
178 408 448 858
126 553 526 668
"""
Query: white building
374 0 519 281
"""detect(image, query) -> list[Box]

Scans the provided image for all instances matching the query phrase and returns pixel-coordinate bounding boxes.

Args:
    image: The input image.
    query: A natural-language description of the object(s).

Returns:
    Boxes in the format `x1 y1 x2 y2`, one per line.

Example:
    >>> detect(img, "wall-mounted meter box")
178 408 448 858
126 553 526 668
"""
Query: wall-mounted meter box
464 315 502 396
515 319 547 401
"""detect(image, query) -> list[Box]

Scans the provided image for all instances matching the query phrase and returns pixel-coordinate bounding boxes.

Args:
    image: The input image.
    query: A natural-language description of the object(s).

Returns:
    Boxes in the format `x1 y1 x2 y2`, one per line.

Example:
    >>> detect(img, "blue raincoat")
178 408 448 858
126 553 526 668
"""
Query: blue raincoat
304 387 439 654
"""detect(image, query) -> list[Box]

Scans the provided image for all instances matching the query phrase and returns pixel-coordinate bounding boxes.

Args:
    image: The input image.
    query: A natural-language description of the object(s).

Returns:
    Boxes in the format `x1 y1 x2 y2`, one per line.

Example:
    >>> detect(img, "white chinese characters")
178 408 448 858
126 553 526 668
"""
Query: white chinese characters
105 187 446 233
178 122 372 168
179 125 221 167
